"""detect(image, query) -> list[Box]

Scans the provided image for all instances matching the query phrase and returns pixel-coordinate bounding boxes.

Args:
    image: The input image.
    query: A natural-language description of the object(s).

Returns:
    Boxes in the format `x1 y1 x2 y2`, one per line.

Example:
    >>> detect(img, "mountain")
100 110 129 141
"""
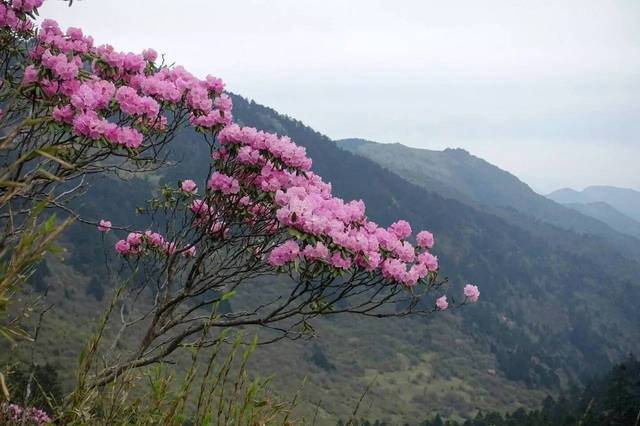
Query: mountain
336 139 534 209
564 202 640 240
549 186 640 223
546 188 593 205
337 138 640 261
9 96 640 424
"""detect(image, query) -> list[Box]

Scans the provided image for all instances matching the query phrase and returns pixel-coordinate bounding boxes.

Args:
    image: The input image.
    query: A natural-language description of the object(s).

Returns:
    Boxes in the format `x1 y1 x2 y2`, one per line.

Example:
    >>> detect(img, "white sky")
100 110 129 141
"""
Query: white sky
38 0 640 193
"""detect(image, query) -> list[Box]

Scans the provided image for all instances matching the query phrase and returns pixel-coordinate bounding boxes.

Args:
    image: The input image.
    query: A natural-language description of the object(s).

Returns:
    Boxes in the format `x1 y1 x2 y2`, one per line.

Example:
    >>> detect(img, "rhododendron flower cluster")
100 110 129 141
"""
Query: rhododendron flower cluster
101 64 465 294
3 5 231 155
1 403 51 426
464 284 480 302
114 230 191 257
268 240 301 267
0 0 41 32
208 172 240 195
416 230 434 249
436 295 448 311
97 219 111 232
176 119 447 289
180 179 197 194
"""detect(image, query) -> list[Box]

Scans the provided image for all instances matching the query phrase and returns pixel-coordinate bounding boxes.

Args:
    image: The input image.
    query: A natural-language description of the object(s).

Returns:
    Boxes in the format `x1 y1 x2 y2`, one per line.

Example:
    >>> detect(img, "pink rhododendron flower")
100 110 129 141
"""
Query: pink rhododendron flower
436 295 448 310
416 230 434 249
11 0 45 12
205 75 224 94
396 241 416 262
70 79 115 110
52 105 74 124
381 258 407 282
115 239 131 255
408 262 428 281
213 93 232 111
187 85 212 112
330 252 352 269
4 402 50 426
163 240 177 255
190 199 211 216
126 232 143 246
208 172 240 195
112 126 144 148
417 251 438 272
237 146 262 165
40 78 58 97
97 219 111 232
464 284 480 302
144 230 165 247
22 64 38 85
115 86 159 118
268 240 300 267
142 48 157 63
302 241 329 260
181 179 197 194
41 49 79 80
389 220 412 240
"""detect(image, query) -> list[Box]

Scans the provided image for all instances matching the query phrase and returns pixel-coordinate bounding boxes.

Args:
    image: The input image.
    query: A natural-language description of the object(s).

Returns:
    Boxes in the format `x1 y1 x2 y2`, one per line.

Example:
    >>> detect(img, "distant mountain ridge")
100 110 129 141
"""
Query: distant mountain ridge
337 138 640 259
563 201 640 240
337 138 529 208
548 186 640 222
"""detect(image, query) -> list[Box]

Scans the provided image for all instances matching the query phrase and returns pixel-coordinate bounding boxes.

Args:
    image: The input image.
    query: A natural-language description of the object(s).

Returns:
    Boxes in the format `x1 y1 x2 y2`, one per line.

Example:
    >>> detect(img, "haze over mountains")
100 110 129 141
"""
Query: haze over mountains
547 187 640 240
338 138 640 258
20 97 640 423
548 186 640 221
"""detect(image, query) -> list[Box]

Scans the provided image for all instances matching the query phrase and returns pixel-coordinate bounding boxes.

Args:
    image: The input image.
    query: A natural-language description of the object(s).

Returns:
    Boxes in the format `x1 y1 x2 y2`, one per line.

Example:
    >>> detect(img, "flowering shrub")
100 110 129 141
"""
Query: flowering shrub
93 52 483 387
0 402 51 426
0 0 230 335
2 7 230 157
115 119 444 288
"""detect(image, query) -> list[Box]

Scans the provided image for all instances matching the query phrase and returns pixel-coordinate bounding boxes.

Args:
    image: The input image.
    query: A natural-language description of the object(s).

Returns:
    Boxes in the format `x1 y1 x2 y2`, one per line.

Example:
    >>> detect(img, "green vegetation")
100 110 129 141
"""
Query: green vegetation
421 356 640 426
341 357 640 425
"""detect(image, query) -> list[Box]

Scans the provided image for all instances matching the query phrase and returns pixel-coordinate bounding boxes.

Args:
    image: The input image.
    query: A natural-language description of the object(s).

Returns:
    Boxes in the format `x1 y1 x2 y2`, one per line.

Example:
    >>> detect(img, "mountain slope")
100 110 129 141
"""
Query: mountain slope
10 96 640 424
546 188 593 205
564 202 640 240
337 138 640 260
549 186 640 223
583 186 640 222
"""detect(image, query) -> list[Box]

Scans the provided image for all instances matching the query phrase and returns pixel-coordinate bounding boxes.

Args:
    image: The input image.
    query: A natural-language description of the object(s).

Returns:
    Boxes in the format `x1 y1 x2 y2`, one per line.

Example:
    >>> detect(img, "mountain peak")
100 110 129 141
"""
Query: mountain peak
443 147 471 156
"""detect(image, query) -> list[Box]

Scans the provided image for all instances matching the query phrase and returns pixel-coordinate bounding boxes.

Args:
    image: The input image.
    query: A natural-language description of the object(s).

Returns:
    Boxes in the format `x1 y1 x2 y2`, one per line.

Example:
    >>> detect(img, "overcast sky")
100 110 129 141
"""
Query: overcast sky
39 0 640 193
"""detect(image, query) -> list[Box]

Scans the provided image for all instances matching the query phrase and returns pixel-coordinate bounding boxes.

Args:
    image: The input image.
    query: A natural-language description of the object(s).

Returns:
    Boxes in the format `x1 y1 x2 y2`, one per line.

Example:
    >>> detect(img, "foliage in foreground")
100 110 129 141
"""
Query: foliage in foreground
4 333 297 425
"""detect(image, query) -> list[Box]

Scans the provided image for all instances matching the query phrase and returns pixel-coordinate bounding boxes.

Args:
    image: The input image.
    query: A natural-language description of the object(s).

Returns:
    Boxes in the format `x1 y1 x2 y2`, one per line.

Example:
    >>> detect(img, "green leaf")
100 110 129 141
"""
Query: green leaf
221 290 236 301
